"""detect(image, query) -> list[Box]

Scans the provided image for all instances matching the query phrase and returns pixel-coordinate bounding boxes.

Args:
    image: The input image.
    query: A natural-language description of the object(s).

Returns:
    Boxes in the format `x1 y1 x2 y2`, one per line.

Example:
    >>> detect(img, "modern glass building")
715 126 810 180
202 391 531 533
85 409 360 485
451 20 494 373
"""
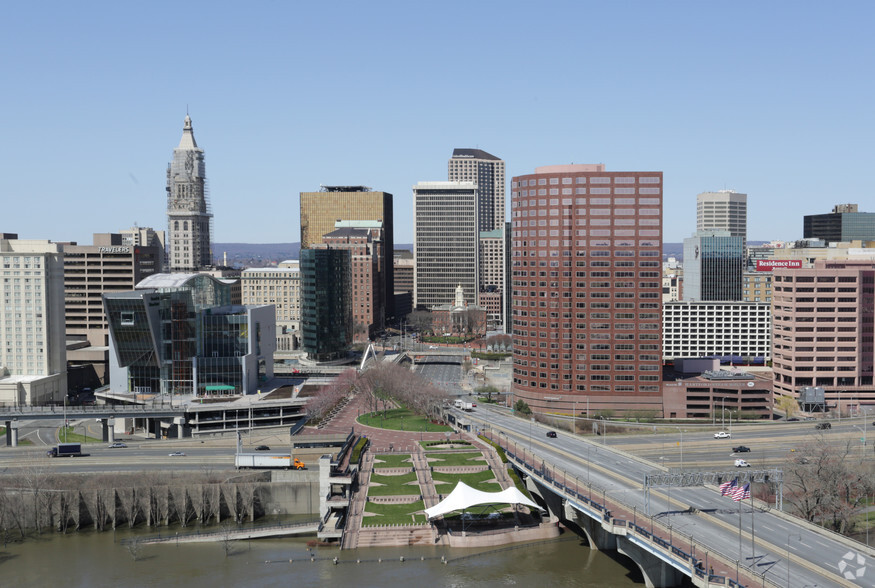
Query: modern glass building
803 204 875 244
682 231 743 301
104 274 275 397
300 248 352 361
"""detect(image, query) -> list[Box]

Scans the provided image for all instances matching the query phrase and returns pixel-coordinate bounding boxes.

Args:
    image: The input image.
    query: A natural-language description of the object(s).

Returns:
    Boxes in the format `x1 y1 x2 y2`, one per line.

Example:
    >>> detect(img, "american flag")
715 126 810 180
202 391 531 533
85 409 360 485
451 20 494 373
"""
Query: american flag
731 483 751 502
719 478 737 496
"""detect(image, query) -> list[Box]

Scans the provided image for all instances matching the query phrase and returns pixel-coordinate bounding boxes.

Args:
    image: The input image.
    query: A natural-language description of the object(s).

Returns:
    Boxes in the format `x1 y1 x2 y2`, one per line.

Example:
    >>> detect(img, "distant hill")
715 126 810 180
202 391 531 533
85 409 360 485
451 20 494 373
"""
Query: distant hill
216 241 761 267
214 242 414 268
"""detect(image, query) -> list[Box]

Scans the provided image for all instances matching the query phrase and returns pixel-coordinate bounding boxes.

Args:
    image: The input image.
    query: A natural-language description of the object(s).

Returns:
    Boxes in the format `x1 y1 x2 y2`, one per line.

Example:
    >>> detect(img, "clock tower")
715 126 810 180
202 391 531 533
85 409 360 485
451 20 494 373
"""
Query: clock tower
166 114 213 272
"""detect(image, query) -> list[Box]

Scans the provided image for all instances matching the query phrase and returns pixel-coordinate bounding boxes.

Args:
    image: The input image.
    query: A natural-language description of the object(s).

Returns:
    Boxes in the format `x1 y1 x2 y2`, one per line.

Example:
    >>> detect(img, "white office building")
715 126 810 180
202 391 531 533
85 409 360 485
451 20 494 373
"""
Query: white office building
0 235 67 405
697 190 747 243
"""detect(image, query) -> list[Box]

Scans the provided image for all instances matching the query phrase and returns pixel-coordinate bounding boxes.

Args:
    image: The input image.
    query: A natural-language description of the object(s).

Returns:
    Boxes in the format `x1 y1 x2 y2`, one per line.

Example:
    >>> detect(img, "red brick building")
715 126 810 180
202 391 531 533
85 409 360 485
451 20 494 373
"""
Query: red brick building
316 224 385 343
510 164 663 416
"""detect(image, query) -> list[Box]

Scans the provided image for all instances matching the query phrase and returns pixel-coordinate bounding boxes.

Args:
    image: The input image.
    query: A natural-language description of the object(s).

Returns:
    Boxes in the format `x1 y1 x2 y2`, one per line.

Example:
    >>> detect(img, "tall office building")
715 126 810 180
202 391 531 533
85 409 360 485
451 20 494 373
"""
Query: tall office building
696 190 747 243
166 115 212 272
772 260 875 411
682 231 744 301
0 235 67 405
118 225 165 251
449 149 507 329
413 181 478 311
510 165 663 416
448 149 505 233
300 248 352 361
63 233 164 386
241 260 301 353
803 203 875 244
315 222 385 342
300 186 394 321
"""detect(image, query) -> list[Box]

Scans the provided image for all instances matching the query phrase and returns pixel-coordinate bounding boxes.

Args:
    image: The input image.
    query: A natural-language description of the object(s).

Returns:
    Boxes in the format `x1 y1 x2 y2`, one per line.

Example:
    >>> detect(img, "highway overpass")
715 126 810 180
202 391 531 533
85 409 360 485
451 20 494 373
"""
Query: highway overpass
461 405 873 588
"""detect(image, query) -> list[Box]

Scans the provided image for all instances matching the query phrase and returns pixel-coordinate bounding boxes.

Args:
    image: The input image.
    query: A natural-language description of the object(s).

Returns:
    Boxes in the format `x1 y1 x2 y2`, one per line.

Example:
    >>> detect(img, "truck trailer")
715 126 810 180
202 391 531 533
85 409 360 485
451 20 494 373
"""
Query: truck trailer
46 443 82 458
234 453 305 470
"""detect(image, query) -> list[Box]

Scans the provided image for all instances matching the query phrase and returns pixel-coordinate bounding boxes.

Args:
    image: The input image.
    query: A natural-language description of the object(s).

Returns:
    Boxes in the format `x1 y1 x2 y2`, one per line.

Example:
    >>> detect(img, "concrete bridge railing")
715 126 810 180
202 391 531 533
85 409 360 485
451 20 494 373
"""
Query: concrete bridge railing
483 432 777 588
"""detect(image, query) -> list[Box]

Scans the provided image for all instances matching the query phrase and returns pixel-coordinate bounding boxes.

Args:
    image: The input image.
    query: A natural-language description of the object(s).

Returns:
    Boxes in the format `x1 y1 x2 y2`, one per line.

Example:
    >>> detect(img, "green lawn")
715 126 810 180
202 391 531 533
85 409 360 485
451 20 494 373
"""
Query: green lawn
362 500 427 526
367 472 420 496
58 426 101 443
431 470 502 493
426 452 486 467
373 454 413 469
358 408 452 433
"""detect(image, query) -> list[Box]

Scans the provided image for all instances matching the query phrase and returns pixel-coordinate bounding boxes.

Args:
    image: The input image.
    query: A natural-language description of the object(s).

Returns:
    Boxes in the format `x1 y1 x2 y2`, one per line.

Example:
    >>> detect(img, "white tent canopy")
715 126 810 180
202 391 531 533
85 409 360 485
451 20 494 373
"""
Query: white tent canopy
424 481 539 520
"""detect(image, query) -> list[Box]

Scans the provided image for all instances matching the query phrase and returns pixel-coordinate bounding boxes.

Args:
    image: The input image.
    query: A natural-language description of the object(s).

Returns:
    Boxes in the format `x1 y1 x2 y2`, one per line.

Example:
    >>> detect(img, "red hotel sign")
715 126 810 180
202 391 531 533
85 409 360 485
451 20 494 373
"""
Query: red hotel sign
756 260 802 271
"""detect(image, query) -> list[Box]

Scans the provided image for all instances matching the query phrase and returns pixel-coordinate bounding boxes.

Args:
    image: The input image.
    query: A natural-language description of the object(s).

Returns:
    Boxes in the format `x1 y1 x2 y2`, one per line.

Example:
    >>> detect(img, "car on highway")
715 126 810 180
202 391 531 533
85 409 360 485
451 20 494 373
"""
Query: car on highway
786 417 799 421
734 459 751 468
255 445 270 451
815 422 831 430
429 345 438 349
732 446 750 453
714 431 731 439
108 442 127 449
546 431 557 438
168 451 186 457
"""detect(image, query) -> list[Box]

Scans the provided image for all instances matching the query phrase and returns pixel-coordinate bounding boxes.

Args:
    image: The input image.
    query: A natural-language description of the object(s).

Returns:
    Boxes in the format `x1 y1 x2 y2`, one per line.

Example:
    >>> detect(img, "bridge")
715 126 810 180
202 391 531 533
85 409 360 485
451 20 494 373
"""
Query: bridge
464 406 873 588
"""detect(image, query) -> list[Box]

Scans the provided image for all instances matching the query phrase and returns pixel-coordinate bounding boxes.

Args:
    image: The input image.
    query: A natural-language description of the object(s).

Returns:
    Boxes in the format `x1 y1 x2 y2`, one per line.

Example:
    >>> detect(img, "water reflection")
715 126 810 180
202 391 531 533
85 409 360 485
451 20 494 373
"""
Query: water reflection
2 531 642 587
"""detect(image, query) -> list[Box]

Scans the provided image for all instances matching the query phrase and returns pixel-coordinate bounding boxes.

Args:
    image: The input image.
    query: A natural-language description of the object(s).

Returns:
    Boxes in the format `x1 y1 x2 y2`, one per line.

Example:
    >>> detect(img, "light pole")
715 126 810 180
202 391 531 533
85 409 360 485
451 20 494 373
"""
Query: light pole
677 427 684 472
838 389 843 423
721 397 726 431
529 417 534 453
787 533 801 587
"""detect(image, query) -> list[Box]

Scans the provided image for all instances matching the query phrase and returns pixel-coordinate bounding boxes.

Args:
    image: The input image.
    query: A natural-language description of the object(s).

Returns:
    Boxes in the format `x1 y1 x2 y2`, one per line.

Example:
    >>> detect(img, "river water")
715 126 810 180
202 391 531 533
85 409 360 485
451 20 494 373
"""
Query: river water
1 530 643 587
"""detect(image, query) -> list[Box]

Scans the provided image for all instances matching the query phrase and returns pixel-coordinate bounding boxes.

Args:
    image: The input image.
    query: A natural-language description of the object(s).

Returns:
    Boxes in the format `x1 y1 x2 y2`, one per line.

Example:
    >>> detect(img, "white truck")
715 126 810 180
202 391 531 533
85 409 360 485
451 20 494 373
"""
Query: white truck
235 453 305 470
454 399 476 411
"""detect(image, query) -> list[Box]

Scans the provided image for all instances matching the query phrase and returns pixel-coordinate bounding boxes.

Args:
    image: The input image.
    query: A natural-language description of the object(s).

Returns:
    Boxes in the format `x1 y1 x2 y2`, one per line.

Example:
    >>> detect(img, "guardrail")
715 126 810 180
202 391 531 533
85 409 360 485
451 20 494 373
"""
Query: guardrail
486 432 781 588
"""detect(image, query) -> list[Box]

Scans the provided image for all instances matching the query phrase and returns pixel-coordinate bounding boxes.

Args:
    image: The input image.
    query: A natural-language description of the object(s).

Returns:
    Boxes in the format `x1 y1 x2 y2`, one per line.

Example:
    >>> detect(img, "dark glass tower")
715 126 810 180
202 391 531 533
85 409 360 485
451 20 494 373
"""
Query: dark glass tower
300 248 352 361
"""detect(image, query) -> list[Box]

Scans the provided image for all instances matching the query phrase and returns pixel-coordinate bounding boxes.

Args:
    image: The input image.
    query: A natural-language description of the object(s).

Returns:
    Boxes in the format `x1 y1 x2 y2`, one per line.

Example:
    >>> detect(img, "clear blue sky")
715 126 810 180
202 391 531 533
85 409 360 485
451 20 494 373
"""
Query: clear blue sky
2 1 873 247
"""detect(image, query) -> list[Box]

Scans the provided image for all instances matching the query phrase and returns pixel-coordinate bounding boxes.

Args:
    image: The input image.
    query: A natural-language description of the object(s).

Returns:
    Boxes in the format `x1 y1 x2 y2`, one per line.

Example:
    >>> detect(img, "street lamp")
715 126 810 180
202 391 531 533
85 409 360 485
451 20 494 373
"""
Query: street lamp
676 427 684 472
787 534 801 587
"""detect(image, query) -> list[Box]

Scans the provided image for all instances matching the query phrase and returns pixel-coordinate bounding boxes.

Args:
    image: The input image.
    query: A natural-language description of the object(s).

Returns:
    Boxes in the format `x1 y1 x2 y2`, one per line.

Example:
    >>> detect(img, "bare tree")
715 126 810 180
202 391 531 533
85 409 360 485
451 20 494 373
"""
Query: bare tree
785 434 875 533
117 487 141 528
406 310 433 334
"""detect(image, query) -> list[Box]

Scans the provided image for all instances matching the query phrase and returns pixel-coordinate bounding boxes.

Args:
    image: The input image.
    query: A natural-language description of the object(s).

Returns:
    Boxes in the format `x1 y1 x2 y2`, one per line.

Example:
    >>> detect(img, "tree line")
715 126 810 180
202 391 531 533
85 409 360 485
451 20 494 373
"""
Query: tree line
0 466 271 541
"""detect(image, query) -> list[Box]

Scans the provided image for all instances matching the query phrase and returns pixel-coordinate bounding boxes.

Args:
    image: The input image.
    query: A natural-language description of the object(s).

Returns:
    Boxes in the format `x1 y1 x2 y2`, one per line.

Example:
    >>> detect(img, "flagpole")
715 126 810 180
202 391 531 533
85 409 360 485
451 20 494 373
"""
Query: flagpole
738 489 743 561
750 489 755 560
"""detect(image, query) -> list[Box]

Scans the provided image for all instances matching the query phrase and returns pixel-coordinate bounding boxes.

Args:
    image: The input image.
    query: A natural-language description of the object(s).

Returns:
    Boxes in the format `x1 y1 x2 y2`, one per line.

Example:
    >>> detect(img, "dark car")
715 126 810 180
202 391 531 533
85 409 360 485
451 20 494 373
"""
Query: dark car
787 417 799 422
546 431 557 438
732 446 750 453
815 422 832 430
255 445 270 451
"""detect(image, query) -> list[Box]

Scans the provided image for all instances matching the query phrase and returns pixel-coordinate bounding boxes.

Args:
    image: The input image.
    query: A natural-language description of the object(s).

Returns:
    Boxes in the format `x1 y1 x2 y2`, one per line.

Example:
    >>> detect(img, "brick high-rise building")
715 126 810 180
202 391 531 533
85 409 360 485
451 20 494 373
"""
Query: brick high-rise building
510 164 663 416
772 259 875 413
316 222 385 342
300 186 394 321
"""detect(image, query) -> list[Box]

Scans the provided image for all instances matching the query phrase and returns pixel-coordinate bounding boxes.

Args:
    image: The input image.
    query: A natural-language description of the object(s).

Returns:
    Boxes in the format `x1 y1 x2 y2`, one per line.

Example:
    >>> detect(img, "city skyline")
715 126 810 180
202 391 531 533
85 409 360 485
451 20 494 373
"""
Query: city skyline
2 3 874 247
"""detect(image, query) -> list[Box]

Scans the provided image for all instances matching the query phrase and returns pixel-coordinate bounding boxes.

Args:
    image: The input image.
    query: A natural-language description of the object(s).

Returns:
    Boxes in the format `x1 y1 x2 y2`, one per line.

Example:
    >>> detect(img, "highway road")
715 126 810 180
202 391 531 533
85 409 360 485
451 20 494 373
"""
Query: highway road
414 354 466 396
586 417 874 471
465 405 873 588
